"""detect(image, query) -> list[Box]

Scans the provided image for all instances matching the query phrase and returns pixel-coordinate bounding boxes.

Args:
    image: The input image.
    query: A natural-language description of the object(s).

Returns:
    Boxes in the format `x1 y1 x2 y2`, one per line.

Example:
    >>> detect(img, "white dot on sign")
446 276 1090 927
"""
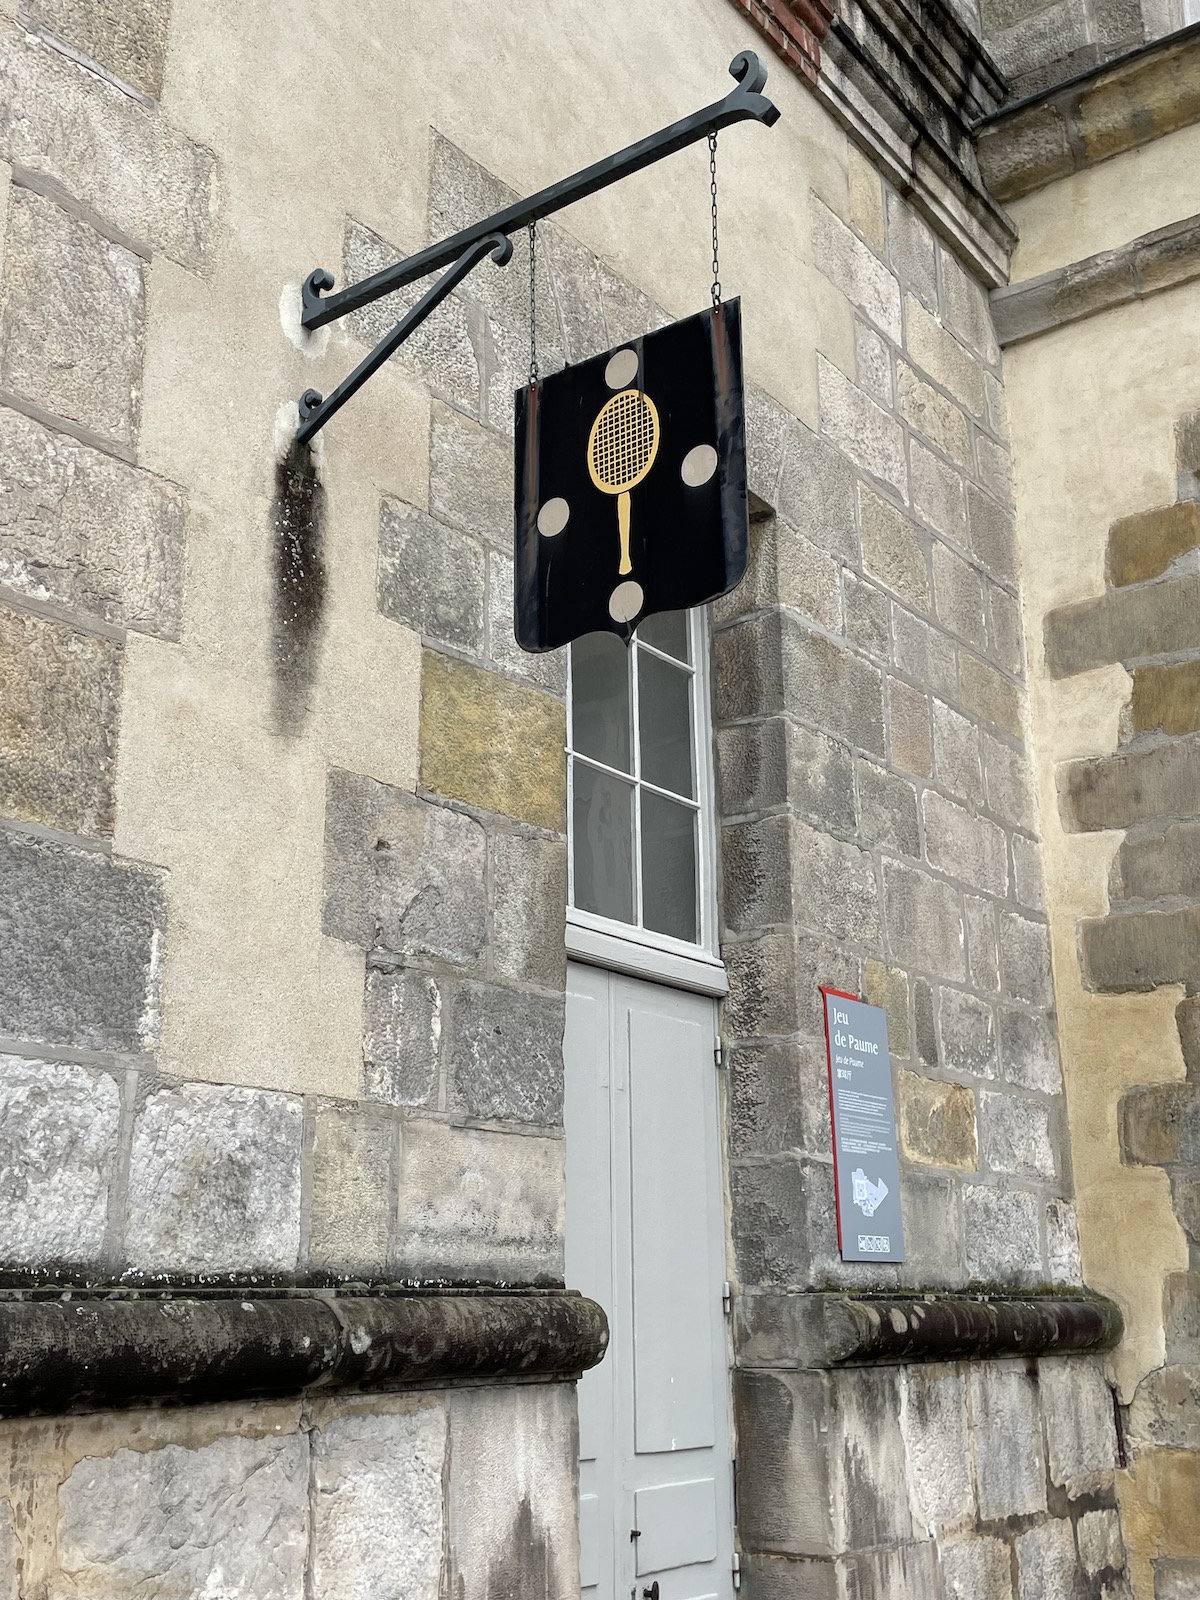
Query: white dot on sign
604 348 639 390
681 443 718 487
608 580 644 623
537 497 570 537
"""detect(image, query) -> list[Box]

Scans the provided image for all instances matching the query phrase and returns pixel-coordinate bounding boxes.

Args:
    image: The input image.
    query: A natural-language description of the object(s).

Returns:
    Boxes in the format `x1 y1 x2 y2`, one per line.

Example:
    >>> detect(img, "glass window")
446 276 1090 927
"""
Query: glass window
566 609 711 951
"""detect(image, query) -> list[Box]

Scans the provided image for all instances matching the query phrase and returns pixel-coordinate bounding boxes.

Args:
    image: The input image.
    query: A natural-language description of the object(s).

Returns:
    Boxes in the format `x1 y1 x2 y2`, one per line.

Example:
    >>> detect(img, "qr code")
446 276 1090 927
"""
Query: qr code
857 1235 891 1253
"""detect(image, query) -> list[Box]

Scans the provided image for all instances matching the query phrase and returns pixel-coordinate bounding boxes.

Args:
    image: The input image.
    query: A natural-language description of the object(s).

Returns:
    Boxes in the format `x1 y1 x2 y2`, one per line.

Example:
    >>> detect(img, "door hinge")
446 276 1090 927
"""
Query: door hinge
732 1550 742 1591
722 1281 733 1316
713 1037 725 1069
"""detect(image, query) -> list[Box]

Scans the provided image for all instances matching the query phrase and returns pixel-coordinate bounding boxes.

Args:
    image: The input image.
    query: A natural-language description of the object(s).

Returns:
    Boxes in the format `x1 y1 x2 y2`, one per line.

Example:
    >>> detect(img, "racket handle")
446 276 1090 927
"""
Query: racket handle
618 491 632 575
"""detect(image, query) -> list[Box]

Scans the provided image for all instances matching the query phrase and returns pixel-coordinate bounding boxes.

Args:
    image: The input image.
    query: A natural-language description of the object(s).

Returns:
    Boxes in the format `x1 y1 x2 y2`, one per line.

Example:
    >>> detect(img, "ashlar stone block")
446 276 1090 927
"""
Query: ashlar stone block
965 894 1001 992
419 651 565 832
939 1535 1015 1600
735 1369 836 1554
932 539 988 649
968 484 1018 586
309 1104 394 1276
23 0 169 98
960 651 1024 740
999 911 1054 1007
964 1184 1042 1284
491 829 567 988
428 402 512 550
892 606 959 702
729 1036 831 1158
776 417 860 564
0 1055 120 1267
855 318 893 406
780 615 885 757
888 677 933 778
0 603 121 838
1076 1509 1125 1584
980 1090 1057 1179
1014 1518 1086 1600
940 987 999 1078
900 1364 973 1533
933 697 985 806
969 1361 1047 1520
125 1082 303 1276
898 1069 978 1169
485 551 567 695
363 965 441 1108
900 364 972 472
811 197 902 342
832 1368 913 1551
449 981 564 1126
883 861 966 979
923 790 1008 898
817 356 908 500
0 830 165 1053
378 498 485 652
395 1118 563 1283
0 408 186 636
311 1406 446 1600
0 187 143 448
885 188 938 310
844 571 890 660
905 295 987 420
1045 574 1200 680
1106 500 1200 588
1000 1008 1063 1094
859 484 930 613
56 1434 309 1599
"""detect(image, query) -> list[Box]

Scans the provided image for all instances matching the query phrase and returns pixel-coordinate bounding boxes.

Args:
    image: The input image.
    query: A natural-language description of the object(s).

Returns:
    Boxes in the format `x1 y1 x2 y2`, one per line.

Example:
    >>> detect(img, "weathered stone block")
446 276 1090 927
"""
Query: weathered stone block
863 958 911 1058
1117 820 1200 901
715 717 788 816
1082 904 1200 993
969 1361 1047 1519
1130 660 1200 737
728 1036 831 1157
1107 500 1200 588
942 251 1001 368
485 551 567 694
0 27 215 269
491 829 566 988
964 1184 1042 1283
976 102 1074 202
395 1119 563 1283
841 1541 939 1599
900 365 972 471
966 894 1001 992
888 676 933 778
843 571 890 660
1014 1518 1085 1600
1011 834 1045 913
377 498 485 652
730 1158 820 1289
980 1090 1056 1179
447 1384 578 1599
979 441 1014 514
781 616 885 757
833 1367 912 1549
0 408 186 636
855 319 893 406
817 357 907 500
932 539 988 649
1063 735 1200 834
988 582 1025 677
886 189 938 310
849 147 886 254
790 819 881 946
449 981 564 1126
899 1171 966 1288
24 0 169 98
939 1535 1014 1600
883 861 966 979
1045 574 1200 680
428 402 512 550
723 813 793 932
0 187 143 447
57 1434 309 1598
419 651 565 831
1165 1272 1200 1362
892 607 958 701
744 383 789 508
1175 1178 1200 1245
898 1070 978 1168
742 1554 838 1599
905 295 987 420
911 438 968 546
345 222 480 413
812 197 902 342
1046 1197 1082 1285
923 790 1008 897
0 831 165 1053
309 1104 394 1276
1120 1082 1200 1167
940 987 999 1078
0 603 121 837
999 1007 1062 1094
999 911 1053 1007
723 931 801 1039
0 1503 14 1600
1077 1509 1125 1585
860 485 930 613
900 1364 973 1533
125 1082 303 1276
1158 1560 1200 1599
983 731 1037 832
933 697 985 806
960 651 1024 740
311 1407 446 1600
323 768 487 966
1128 1364 1200 1450
968 484 1018 586
363 966 441 1108
735 1368 836 1555
0 1055 120 1267
542 221 606 366
776 417 859 562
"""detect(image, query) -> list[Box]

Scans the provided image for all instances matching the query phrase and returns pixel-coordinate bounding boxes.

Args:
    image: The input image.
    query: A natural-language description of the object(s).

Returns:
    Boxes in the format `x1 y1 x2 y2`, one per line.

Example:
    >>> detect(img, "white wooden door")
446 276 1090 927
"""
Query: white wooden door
566 962 734 1600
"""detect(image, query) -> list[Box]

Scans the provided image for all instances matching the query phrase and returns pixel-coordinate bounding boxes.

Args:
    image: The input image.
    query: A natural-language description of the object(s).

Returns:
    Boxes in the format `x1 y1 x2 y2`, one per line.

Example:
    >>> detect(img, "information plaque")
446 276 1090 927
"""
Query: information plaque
821 987 905 1263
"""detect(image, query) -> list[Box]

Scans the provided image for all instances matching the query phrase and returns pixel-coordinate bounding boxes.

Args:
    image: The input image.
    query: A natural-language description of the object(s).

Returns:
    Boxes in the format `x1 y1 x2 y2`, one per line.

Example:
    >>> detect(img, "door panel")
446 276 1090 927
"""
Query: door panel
566 964 734 1600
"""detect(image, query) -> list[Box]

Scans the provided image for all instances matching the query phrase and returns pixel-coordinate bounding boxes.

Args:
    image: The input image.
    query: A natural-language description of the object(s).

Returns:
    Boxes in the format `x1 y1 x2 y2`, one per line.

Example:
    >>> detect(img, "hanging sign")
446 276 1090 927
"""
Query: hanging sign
821 988 906 1263
513 299 748 651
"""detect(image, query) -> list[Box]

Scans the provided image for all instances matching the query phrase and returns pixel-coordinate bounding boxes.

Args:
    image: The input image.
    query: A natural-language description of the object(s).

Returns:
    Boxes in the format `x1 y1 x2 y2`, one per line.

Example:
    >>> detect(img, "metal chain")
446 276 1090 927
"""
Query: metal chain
708 130 721 308
528 219 539 387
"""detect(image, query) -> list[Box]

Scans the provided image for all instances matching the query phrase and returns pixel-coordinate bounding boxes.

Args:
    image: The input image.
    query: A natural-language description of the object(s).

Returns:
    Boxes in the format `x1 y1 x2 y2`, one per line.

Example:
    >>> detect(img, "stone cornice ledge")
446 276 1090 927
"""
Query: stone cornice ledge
735 1290 1123 1368
0 1288 609 1418
991 212 1200 346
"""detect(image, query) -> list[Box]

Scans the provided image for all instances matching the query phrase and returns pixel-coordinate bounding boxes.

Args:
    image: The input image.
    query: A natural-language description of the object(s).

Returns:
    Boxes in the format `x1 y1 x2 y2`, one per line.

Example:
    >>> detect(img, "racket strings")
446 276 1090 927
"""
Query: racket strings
590 390 657 490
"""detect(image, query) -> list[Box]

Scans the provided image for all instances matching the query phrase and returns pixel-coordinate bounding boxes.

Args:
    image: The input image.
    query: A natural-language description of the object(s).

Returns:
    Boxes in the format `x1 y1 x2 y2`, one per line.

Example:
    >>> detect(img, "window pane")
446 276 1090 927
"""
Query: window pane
571 632 631 772
637 610 690 662
638 651 695 799
640 791 698 942
573 763 635 924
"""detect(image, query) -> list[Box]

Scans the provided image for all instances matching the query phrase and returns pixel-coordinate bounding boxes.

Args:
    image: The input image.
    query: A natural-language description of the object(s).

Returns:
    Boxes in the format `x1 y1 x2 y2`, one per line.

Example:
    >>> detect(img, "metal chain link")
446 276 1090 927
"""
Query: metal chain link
708 130 721 309
528 219 539 388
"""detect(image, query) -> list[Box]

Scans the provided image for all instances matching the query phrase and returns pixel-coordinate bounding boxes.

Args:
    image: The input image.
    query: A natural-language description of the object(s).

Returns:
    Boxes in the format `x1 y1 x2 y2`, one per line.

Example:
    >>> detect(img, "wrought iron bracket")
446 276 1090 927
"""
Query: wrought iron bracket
292 51 778 441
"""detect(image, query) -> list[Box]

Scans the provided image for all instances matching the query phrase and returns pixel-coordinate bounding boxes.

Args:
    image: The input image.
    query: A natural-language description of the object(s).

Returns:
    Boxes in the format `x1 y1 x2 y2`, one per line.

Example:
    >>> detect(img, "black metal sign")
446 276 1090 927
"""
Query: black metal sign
514 300 748 650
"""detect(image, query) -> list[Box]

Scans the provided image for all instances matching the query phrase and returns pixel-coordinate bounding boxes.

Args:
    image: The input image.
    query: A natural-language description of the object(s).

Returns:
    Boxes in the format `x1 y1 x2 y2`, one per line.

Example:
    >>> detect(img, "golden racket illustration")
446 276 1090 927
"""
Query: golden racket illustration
586 388 660 575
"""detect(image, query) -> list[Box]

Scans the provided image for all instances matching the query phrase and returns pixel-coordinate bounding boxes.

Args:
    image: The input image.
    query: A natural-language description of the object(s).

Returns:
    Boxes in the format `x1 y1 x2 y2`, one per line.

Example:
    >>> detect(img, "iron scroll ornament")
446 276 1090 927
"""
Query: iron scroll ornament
513 299 748 651
291 53 778 442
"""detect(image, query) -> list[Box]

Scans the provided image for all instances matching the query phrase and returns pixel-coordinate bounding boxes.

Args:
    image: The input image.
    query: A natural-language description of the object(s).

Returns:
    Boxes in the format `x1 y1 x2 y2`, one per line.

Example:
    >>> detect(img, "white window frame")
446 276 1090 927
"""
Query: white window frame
565 607 727 997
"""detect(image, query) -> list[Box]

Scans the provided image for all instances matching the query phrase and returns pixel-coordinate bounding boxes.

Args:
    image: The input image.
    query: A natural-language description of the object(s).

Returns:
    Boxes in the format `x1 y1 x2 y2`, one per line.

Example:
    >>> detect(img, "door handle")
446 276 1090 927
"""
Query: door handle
642 1586 660 1600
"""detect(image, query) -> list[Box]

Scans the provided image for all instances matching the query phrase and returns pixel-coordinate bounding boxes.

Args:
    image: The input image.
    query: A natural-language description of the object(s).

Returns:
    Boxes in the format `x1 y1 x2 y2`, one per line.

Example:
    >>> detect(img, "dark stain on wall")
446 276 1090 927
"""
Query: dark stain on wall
467 1495 560 1600
271 444 327 733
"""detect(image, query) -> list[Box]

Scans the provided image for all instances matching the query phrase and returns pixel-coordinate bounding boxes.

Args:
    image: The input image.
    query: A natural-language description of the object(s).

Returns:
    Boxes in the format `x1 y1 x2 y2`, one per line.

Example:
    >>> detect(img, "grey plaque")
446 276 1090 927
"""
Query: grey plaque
822 988 905 1263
